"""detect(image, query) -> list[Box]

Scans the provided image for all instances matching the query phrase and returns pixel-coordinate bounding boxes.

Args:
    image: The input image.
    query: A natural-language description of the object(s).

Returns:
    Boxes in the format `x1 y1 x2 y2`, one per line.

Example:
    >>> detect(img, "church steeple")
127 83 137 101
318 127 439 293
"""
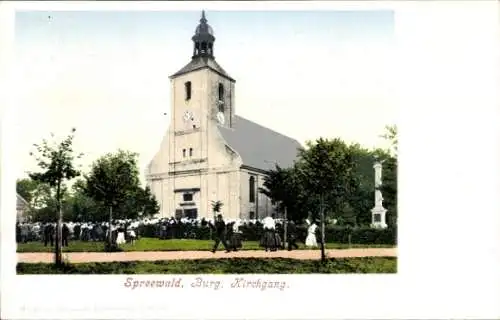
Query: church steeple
192 10 215 59
170 10 233 80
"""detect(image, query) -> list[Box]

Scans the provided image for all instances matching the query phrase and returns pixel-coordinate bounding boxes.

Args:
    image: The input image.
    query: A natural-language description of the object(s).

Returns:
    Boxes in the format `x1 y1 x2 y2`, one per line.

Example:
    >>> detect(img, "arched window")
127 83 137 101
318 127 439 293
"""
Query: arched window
218 83 225 112
182 149 186 157
189 148 193 157
249 176 255 203
218 83 224 101
185 82 192 100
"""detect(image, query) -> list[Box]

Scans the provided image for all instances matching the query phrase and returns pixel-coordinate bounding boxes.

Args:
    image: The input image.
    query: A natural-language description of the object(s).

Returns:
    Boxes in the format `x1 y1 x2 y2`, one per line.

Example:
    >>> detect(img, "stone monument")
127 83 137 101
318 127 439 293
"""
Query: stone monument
371 159 388 229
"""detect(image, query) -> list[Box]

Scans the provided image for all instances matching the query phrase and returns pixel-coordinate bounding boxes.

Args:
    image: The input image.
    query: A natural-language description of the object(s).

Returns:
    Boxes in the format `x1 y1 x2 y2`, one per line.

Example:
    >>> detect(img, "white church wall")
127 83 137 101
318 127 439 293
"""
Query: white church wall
207 71 235 128
170 70 209 133
239 169 271 220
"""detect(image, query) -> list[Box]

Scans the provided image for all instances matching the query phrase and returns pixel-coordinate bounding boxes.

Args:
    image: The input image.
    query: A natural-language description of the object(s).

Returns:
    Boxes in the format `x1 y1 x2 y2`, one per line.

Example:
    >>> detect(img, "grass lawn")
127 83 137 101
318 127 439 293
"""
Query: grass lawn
17 238 394 253
17 257 397 274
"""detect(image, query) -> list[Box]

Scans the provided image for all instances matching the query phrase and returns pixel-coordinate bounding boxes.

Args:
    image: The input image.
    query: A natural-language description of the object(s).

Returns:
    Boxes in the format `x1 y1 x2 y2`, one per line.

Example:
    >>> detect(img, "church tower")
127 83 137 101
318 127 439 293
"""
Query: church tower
148 11 239 219
169 10 235 135
147 11 301 220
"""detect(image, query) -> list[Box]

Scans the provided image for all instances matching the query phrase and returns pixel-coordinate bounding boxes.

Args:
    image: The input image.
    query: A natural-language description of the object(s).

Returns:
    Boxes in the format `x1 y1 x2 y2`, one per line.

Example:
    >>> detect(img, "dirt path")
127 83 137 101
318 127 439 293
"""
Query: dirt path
18 248 397 264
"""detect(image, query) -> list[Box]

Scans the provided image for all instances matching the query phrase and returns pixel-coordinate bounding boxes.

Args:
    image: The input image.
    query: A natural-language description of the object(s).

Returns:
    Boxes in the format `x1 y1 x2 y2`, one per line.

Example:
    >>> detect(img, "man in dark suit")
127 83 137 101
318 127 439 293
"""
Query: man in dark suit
44 223 54 246
210 214 230 253
16 222 21 243
62 223 70 247
287 220 299 251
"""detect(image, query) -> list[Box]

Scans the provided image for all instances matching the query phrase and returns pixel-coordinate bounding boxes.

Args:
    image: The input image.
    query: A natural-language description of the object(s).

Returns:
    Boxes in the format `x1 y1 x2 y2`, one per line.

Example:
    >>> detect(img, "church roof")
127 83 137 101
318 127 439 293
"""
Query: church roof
170 56 235 81
218 115 302 171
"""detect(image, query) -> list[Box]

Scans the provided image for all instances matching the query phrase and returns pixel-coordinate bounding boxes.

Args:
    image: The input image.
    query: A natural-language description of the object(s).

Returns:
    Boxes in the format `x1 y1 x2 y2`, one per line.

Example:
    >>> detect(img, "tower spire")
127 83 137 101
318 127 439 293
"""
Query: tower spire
192 10 215 59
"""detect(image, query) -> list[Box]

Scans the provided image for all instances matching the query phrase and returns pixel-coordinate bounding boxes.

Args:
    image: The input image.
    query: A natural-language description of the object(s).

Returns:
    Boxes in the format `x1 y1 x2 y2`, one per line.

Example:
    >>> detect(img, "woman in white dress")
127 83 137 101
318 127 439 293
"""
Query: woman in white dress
305 219 318 248
116 225 126 245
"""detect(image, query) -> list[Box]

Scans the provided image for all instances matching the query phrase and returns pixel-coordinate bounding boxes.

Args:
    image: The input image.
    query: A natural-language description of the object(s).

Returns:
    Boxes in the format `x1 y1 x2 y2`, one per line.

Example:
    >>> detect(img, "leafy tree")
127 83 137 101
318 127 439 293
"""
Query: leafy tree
114 185 159 220
381 156 398 227
211 200 223 217
379 125 398 227
16 178 37 204
259 165 306 222
296 138 359 262
208 200 223 240
381 124 398 156
138 186 160 217
65 179 104 222
345 144 376 226
28 128 82 265
257 126 398 245
84 150 143 248
16 177 54 211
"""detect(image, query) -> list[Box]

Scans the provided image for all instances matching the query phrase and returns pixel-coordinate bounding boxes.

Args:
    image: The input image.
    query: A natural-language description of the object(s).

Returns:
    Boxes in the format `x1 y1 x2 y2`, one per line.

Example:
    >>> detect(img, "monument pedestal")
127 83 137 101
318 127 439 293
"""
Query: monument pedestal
371 206 388 229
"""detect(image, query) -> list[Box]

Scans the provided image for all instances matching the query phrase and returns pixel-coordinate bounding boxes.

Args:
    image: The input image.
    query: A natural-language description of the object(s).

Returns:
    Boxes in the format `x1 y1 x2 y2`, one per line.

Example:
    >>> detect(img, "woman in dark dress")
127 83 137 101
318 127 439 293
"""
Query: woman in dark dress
260 216 278 251
229 220 243 251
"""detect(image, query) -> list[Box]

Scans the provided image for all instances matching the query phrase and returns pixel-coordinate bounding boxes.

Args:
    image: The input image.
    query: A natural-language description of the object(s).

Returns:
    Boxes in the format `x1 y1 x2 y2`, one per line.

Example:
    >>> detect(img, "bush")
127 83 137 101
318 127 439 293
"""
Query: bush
136 222 396 245
319 226 396 245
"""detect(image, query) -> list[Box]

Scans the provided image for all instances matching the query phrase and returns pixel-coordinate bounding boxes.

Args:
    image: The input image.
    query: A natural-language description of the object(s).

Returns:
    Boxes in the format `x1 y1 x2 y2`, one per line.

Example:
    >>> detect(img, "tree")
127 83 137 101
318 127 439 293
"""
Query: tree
296 138 359 262
381 124 398 156
16 177 55 211
16 178 38 204
16 178 50 221
84 150 143 249
381 155 398 227
113 185 159 220
344 144 376 226
65 179 104 222
256 132 398 239
138 186 160 217
379 125 398 227
28 128 82 266
259 165 306 222
211 200 223 218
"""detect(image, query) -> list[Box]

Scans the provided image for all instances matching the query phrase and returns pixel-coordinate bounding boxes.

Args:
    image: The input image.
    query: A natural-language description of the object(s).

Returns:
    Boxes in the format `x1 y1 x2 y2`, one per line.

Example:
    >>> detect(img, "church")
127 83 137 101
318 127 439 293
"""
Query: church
146 11 302 220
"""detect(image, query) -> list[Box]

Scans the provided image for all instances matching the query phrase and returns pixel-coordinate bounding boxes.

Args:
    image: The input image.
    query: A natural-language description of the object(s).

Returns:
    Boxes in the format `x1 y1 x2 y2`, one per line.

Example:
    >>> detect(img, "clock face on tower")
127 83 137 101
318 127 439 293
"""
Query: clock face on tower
183 110 193 122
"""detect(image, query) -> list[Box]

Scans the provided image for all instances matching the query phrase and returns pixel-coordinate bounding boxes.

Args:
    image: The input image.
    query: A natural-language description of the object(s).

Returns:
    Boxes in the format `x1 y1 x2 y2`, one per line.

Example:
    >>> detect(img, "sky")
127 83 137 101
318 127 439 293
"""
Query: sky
14 10 396 183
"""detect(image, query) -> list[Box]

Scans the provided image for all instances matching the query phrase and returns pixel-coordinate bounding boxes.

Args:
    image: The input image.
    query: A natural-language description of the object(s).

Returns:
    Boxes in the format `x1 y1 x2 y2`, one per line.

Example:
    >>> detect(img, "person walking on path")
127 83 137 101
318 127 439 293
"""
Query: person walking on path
305 219 318 248
286 220 299 251
209 214 230 253
43 223 54 247
229 219 243 251
62 223 69 247
261 215 280 252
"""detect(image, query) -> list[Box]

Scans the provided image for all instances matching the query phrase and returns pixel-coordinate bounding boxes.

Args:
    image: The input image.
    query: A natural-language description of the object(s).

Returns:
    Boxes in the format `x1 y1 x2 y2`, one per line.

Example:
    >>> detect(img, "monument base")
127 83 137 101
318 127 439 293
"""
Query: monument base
370 206 388 229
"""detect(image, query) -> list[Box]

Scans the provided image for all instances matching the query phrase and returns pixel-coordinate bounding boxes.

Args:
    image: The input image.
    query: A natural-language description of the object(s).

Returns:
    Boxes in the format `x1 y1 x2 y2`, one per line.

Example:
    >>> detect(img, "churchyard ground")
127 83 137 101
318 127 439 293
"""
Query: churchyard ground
17 238 395 253
17 239 397 274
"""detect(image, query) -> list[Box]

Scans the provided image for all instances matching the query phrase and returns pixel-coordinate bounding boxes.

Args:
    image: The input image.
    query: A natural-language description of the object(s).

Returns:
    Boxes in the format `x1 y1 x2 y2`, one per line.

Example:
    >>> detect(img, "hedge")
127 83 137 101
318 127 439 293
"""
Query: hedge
136 223 397 245
17 257 398 274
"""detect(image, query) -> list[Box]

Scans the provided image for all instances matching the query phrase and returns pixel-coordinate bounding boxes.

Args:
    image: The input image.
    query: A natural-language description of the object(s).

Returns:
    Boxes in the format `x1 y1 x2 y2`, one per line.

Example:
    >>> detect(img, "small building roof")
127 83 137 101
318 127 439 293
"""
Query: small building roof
218 115 302 172
16 193 29 208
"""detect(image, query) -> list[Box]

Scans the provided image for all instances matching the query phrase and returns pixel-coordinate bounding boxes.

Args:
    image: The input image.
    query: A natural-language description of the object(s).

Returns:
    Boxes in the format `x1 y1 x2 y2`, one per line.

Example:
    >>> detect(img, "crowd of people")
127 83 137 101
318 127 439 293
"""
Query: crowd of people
15 220 141 247
16 215 320 252
207 214 319 253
